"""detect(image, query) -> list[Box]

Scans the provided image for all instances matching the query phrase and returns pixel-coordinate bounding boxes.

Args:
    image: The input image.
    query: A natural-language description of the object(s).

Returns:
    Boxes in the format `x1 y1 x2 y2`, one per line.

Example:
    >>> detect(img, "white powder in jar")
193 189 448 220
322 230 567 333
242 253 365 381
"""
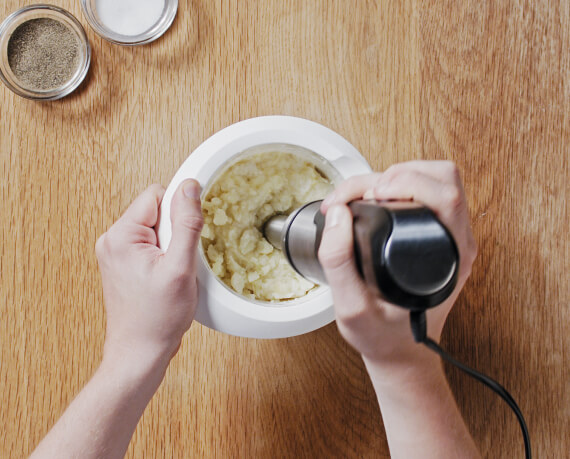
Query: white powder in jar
95 0 165 36
201 152 333 302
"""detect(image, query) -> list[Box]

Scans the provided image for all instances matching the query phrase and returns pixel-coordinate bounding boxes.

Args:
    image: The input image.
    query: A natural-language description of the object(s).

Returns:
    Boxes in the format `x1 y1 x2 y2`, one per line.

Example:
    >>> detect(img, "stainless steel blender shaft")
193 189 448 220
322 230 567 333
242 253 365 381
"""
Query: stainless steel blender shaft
263 201 327 284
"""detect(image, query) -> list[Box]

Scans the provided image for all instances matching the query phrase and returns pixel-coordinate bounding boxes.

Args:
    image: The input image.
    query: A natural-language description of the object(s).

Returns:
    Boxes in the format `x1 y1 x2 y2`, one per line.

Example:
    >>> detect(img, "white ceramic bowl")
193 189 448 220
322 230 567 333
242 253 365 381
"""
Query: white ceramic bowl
156 116 372 338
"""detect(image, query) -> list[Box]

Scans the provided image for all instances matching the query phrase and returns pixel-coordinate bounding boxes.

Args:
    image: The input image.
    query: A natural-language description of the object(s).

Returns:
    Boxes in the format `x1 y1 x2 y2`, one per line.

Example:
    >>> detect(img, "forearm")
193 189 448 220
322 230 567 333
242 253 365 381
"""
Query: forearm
30 352 169 459
364 349 480 459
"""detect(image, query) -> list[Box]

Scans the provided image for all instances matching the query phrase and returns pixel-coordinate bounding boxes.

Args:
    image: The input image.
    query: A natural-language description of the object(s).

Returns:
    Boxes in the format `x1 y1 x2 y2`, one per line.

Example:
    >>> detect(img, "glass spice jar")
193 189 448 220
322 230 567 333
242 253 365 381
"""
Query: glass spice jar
0 4 91 100
81 0 178 46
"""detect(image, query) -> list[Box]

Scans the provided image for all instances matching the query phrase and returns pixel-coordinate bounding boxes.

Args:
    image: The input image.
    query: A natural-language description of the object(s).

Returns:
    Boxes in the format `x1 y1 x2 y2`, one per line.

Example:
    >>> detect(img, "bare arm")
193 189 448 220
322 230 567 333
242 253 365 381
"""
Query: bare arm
364 352 479 459
319 161 480 458
31 179 203 458
31 353 169 459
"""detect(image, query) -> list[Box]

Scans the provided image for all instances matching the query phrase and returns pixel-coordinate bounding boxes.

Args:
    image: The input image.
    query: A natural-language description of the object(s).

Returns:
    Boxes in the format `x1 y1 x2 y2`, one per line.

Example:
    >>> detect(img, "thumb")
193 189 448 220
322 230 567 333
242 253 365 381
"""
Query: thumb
164 179 204 273
318 205 367 296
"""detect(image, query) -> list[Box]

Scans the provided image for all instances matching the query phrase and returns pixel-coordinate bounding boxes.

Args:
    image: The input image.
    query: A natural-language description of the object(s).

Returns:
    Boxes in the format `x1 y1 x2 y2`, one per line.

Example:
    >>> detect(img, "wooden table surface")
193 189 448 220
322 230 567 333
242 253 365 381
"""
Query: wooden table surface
1 1 568 457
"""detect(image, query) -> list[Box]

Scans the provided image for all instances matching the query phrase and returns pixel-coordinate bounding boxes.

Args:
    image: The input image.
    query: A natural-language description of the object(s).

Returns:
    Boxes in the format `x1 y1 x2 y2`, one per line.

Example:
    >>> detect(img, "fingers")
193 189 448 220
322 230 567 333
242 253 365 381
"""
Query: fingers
321 161 470 246
318 205 369 311
121 184 165 228
378 163 477 289
321 161 464 213
102 184 165 250
372 169 464 221
164 179 204 273
321 173 382 213
383 160 462 185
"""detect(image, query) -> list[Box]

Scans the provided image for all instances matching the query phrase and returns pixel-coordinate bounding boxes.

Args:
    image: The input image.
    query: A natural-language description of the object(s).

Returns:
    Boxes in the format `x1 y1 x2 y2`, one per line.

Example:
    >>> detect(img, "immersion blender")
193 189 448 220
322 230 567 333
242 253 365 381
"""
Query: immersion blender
263 199 531 458
263 200 459 310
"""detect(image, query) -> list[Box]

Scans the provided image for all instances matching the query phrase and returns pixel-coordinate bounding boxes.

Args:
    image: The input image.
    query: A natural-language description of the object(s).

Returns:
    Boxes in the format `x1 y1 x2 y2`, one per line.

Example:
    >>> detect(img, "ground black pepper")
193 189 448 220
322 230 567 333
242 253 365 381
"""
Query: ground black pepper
7 18 80 91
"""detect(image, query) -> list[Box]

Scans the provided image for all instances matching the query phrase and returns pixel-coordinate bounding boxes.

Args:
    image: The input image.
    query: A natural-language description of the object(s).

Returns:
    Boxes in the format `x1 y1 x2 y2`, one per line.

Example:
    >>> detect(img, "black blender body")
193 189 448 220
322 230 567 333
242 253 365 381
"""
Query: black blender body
264 200 459 310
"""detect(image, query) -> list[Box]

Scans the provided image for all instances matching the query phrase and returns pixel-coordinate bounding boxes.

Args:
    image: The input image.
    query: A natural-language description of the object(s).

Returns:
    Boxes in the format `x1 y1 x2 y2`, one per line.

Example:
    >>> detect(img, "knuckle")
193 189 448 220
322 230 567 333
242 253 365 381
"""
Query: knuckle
177 214 204 233
384 162 420 181
335 302 358 322
335 305 354 323
148 183 165 196
366 172 383 189
335 173 382 199
383 169 418 191
441 183 463 210
398 169 419 184
442 161 461 183
383 164 401 180
103 224 127 253
336 176 359 193
441 160 458 173
335 301 369 325
95 233 107 258
149 182 164 191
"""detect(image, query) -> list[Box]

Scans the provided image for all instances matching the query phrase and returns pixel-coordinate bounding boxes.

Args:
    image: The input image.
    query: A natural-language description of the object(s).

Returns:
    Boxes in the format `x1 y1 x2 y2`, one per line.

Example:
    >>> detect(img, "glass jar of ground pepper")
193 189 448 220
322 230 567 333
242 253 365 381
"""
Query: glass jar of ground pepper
0 4 91 100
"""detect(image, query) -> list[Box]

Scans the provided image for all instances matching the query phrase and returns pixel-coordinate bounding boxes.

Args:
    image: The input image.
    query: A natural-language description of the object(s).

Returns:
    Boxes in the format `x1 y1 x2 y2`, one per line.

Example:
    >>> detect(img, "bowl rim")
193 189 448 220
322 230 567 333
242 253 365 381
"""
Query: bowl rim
157 116 373 338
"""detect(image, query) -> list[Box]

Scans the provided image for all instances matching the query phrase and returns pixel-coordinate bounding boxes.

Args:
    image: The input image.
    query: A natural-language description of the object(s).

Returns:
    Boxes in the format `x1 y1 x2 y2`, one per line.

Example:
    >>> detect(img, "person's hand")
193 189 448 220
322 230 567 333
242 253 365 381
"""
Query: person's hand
30 181 204 459
95 179 204 373
318 161 477 370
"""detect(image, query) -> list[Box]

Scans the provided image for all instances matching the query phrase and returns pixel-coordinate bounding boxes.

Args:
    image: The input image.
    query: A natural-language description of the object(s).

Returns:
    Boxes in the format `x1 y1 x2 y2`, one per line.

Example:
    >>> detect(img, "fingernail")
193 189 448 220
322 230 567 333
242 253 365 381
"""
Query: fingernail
326 205 343 228
183 181 201 200
363 189 375 200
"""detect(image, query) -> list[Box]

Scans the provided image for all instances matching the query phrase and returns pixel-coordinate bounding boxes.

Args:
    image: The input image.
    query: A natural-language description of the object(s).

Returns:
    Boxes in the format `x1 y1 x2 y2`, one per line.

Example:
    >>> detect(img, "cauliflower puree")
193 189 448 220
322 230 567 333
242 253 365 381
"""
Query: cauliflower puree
201 151 333 302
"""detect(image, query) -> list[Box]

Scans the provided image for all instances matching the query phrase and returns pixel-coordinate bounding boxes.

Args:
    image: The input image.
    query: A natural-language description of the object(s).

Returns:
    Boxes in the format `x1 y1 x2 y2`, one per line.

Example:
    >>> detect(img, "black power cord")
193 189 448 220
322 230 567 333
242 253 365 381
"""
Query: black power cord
409 311 531 459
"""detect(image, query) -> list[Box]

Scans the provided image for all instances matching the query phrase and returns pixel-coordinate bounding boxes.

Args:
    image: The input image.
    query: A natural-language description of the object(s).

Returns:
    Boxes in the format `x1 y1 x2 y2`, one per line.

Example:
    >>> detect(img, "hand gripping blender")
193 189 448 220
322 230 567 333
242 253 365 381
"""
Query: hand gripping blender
263 200 459 310
263 200 531 458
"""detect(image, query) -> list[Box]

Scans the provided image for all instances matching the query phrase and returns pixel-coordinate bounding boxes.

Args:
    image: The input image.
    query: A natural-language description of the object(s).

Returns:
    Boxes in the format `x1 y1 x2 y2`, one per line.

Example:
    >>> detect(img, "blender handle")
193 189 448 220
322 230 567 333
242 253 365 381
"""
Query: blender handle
348 200 459 310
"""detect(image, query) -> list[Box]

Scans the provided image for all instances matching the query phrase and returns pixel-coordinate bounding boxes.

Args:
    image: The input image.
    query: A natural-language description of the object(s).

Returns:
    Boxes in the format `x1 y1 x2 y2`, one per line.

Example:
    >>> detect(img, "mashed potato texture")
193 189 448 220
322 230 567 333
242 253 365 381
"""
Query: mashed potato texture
201 152 333 302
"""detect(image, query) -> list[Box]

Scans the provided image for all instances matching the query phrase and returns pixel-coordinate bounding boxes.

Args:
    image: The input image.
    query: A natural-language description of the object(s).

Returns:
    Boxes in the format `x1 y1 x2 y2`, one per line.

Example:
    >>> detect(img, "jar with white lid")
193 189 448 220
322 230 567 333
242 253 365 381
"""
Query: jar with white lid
81 0 178 45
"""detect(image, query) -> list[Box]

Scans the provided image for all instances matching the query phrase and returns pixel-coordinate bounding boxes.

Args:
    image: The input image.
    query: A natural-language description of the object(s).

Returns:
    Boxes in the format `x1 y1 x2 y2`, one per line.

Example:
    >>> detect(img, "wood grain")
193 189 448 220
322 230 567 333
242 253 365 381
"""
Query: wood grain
1 1 567 457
